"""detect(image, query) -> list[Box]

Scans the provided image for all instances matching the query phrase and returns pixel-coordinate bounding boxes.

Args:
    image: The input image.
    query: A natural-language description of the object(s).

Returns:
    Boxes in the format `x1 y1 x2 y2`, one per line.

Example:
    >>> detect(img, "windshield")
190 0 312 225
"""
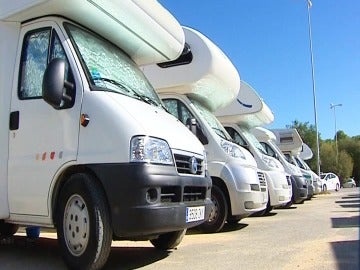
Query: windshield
284 153 295 165
65 23 162 107
190 98 231 140
240 127 268 155
295 157 307 170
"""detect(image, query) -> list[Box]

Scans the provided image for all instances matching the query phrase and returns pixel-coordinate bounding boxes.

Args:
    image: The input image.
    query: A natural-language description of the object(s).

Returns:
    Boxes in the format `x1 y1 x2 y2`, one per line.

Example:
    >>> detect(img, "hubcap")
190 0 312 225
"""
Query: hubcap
63 194 89 256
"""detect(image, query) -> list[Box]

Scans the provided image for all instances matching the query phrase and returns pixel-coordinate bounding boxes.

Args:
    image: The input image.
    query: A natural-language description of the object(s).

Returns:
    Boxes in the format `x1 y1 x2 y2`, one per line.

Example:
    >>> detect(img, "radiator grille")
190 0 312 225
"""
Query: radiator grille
257 171 267 192
160 186 207 203
174 154 203 175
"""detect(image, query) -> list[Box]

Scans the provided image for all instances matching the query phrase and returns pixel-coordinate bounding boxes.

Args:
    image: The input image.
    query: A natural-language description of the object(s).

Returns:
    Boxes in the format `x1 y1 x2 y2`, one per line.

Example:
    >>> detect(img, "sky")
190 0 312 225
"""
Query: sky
158 0 360 140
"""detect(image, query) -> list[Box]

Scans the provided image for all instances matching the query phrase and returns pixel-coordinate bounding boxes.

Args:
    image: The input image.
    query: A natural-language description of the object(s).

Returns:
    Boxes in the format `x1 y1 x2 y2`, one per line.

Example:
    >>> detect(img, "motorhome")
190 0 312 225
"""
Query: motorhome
271 129 314 199
252 127 308 204
0 1 213 269
216 81 291 212
299 143 322 194
143 27 268 233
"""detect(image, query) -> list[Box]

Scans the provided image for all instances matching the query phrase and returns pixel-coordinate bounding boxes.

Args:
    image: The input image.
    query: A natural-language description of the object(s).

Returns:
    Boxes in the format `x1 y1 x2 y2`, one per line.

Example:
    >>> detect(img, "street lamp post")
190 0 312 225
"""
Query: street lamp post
330 103 342 165
306 0 321 176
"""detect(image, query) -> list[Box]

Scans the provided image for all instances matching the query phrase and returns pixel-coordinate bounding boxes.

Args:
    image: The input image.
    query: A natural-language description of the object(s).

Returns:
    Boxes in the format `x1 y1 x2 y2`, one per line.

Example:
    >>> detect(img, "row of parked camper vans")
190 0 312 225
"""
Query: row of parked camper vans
0 1 333 269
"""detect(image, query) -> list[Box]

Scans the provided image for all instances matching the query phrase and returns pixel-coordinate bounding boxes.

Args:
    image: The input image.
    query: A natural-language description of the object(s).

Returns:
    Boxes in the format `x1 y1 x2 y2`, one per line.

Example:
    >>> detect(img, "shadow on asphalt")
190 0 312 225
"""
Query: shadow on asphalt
0 235 171 270
187 222 249 235
335 194 360 209
331 216 360 228
331 240 360 270
249 212 278 218
275 206 298 210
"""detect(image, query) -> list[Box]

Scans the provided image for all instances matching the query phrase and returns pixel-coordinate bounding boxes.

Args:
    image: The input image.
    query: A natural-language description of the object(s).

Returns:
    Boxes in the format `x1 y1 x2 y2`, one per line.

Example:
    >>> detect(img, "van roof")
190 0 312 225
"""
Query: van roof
271 128 303 154
215 80 274 128
0 0 185 66
142 26 240 112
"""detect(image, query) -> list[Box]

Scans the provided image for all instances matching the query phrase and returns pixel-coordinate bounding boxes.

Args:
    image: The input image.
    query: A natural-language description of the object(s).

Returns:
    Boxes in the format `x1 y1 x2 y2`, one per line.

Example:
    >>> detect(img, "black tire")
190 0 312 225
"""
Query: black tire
284 200 293 208
264 198 273 214
335 183 340 191
0 221 19 238
56 173 112 270
323 185 327 192
197 185 227 233
251 209 266 217
226 218 241 225
150 229 186 250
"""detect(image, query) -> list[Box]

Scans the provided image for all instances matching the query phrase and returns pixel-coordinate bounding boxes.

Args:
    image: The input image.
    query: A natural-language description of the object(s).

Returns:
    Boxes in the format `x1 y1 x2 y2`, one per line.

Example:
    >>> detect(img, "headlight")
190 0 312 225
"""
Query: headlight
220 140 245 159
130 136 174 165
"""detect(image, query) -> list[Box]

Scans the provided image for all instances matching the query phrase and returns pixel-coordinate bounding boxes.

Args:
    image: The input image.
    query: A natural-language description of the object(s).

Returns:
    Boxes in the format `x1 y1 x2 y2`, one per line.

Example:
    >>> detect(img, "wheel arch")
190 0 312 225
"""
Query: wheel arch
50 165 110 227
211 177 232 215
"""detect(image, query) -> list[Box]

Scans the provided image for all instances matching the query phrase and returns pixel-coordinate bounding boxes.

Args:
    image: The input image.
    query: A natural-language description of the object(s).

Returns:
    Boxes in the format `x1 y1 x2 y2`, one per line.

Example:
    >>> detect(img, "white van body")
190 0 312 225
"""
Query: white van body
216 81 291 210
272 129 315 198
143 27 268 233
299 143 322 194
252 127 308 203
0 1 212 269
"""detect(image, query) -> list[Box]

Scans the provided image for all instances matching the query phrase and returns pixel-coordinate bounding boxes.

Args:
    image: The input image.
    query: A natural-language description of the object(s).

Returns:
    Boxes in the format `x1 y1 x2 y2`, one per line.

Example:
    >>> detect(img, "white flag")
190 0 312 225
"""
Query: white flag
307 0 313 8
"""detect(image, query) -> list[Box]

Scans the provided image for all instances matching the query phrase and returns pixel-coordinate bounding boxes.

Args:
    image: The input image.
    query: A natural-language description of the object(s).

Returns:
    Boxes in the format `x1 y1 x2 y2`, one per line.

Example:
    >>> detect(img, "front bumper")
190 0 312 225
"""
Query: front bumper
88 163 213 239
265 171 292 207
212 162 267 217
291 175 308 203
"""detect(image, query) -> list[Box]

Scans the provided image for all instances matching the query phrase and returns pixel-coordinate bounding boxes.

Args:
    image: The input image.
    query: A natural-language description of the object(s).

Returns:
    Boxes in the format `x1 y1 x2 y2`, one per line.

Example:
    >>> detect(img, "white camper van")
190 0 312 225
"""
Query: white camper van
0 1 213 269
252 127 308 204
299 144 322 194
143 27 268 233
216 81 291 212
271 129 314 199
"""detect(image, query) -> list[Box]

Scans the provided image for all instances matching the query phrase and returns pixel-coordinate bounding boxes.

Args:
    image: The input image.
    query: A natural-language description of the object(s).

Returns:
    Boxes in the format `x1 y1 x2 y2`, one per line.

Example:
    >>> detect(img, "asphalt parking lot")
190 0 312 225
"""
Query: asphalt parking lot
1 188 359 270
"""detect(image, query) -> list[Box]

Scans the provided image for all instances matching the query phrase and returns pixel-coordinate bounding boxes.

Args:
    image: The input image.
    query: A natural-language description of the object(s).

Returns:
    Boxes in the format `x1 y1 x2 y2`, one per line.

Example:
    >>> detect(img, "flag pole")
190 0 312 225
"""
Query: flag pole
306 0 321 176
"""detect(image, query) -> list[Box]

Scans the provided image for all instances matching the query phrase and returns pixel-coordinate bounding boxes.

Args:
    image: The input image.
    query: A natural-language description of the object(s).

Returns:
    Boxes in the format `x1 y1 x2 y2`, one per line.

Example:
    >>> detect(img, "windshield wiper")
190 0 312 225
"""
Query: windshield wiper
95 77 162 108
212 127 227 140
94 77 130 93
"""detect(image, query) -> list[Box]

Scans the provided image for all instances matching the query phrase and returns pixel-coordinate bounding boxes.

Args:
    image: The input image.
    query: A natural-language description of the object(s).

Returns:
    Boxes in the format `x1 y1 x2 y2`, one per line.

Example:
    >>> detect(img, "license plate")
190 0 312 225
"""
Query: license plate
186 206 205 223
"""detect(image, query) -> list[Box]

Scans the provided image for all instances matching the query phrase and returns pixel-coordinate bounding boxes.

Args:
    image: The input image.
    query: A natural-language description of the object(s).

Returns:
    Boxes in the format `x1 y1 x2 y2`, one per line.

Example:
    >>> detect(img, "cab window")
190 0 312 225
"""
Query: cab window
19 28 73 103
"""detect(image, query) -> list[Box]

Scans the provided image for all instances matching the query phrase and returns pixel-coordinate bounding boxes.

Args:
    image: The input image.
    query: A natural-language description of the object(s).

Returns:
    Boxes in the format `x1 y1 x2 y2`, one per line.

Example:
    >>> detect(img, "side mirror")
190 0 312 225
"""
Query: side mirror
42 58 74 109
186 118 209 145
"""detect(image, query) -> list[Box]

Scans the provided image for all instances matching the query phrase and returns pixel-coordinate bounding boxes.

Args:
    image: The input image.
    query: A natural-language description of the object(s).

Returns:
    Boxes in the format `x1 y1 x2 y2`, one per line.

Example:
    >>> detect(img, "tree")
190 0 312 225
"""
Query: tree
339 137 360 182
336 150 353 182
319 141 336 173
336 130 348 141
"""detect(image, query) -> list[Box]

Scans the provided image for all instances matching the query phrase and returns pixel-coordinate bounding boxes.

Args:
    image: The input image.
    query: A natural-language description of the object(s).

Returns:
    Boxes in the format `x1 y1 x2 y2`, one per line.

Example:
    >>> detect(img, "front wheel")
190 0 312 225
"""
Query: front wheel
197 185 227 233
0 221 19 238
150 229 186 250
56 173 112 270
335 183 340 191
323 185 327 192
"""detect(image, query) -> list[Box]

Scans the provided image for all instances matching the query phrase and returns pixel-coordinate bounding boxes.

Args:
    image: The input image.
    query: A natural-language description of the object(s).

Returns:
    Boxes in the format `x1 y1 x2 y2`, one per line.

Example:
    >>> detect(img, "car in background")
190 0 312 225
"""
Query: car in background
320 172 340 192
342 178 357 188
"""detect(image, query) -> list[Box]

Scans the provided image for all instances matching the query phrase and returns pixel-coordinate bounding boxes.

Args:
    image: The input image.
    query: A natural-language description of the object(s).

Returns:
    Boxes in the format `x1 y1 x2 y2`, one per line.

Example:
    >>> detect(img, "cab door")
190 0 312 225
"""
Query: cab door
8 20 82 218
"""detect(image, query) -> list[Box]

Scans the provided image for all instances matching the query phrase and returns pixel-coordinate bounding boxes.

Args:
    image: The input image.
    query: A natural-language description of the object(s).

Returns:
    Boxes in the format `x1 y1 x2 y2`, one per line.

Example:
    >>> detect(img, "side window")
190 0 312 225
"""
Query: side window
163 99 194 126
261 142 276 158
225 127 247 147
163 99 179 119
19 28 73 102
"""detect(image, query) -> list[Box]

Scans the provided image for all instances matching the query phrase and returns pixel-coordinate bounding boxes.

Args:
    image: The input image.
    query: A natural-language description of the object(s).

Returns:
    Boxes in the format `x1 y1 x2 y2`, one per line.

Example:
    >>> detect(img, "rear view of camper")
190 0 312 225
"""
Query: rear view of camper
143 27 268 233
0 1 213 269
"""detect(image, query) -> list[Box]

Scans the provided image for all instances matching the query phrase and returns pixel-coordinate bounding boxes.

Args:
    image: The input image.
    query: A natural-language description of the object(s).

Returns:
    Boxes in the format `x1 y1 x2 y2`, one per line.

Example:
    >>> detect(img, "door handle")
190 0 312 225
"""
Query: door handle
9 111 19 130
